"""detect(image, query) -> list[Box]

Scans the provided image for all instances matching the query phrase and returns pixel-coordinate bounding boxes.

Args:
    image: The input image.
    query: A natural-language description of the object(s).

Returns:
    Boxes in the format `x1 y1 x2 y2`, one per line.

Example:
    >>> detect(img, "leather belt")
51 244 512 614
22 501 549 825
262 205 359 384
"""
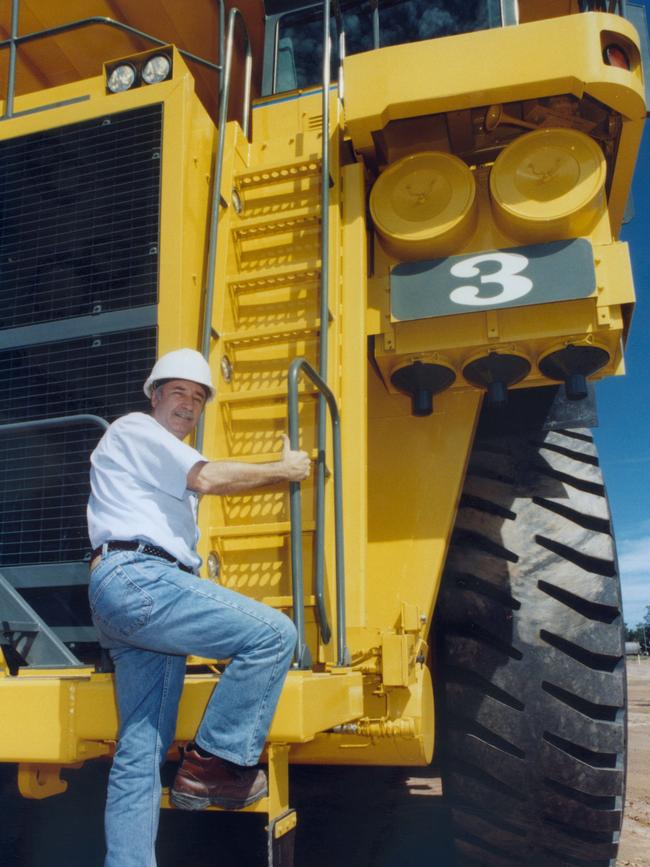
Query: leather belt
91 540 194 574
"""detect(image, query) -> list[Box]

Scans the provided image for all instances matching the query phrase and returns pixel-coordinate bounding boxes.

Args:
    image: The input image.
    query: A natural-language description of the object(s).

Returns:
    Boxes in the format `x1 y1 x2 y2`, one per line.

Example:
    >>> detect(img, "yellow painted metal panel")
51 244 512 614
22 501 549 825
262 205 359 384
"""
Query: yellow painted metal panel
381 634 412 687
290 664 434 766
606 117 645 233
366 381 480 633
0 669 363 763
340 163 369 629
0 676 113 763
344 13 645 155
369 155 632 398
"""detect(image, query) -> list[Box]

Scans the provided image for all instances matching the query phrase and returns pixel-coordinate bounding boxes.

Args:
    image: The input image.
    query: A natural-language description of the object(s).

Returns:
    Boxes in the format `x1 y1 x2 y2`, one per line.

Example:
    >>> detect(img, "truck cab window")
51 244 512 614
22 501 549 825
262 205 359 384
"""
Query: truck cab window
274 0 503 93
379 0 501 48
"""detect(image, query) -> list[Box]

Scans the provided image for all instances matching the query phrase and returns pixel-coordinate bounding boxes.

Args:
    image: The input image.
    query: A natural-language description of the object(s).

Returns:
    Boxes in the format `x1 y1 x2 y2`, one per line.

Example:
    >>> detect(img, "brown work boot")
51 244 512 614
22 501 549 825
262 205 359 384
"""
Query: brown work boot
170 747 268 810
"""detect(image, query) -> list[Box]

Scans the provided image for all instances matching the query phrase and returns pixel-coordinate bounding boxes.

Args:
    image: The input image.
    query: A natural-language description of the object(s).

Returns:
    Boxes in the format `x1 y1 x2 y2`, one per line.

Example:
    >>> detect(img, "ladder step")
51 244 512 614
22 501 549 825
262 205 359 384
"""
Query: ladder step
217 386 317 405
221 321 320 344
261 594 316 608
236 233 320 260
234 214 320 241
234 159 321 190
237 258 322 276
235 199 321 226
233 288 318 316
161 788 271 814
209 521 316 539
228 265 320 294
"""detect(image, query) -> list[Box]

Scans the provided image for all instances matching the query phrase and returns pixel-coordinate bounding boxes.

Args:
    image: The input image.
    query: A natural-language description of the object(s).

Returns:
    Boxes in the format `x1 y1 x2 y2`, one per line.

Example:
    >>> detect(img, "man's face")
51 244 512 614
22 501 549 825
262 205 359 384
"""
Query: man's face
151 379 207 440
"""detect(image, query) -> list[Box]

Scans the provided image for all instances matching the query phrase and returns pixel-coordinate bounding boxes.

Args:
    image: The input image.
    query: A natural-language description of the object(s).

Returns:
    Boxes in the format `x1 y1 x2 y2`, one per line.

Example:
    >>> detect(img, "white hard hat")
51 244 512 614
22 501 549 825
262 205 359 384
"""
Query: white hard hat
143 349 216 402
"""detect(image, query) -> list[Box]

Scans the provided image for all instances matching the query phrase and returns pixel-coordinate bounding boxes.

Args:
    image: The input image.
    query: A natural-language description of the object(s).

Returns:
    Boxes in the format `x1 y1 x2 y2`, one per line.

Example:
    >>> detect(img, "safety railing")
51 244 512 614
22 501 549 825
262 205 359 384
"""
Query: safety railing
579 0 624 13
310 0 334 668
196 6 253 450
0 414 110 670
283 0 349 670
0 414 109 437
1 0 225 121
287 358 349 669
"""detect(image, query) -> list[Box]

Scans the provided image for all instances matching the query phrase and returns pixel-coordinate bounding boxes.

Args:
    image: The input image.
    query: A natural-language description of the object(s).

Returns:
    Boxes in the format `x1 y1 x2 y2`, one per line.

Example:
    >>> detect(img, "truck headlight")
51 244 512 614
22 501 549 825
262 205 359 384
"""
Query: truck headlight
107 63 137 93
142 55 172 85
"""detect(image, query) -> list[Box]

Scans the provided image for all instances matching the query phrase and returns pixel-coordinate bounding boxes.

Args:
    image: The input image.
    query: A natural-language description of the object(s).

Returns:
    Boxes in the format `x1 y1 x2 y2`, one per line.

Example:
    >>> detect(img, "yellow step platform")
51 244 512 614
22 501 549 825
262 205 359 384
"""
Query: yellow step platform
0 668 363 765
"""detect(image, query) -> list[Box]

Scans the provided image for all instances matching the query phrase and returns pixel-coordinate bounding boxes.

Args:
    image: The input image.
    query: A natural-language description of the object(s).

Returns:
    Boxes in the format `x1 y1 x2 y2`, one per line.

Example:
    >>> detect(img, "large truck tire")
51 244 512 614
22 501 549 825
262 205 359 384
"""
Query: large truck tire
436 428 626 867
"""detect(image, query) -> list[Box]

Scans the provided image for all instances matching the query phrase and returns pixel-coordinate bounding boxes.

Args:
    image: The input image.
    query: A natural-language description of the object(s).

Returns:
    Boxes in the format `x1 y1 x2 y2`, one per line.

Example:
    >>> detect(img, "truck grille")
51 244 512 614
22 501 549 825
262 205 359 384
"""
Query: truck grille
0 104 162 331
0 103 163 567
0 329 156 566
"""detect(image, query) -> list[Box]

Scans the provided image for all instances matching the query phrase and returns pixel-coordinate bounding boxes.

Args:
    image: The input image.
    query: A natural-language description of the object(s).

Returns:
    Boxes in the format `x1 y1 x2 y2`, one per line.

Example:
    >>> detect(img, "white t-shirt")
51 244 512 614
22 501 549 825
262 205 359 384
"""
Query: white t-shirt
87 413 205 570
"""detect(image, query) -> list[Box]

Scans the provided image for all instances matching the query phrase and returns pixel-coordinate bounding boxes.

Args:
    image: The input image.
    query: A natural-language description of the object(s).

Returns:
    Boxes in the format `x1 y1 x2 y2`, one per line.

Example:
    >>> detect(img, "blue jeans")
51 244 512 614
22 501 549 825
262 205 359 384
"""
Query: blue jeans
88 549 297 867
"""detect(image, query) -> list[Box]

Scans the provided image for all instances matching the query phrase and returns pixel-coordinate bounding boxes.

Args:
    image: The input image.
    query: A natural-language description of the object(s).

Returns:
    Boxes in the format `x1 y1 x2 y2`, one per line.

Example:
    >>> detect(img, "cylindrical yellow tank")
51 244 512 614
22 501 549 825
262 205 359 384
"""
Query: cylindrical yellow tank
489 127 607 243
370 151 478 260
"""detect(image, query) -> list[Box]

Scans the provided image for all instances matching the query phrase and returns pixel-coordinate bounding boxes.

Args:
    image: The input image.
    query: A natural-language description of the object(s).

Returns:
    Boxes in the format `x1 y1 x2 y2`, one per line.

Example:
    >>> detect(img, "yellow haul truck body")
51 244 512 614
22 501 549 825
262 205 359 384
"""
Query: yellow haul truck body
0 1 646 863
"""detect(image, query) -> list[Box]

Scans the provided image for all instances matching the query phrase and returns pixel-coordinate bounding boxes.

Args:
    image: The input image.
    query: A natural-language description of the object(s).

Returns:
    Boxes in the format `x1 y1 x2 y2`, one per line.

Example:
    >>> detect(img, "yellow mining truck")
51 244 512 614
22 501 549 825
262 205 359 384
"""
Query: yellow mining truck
0 1 647 864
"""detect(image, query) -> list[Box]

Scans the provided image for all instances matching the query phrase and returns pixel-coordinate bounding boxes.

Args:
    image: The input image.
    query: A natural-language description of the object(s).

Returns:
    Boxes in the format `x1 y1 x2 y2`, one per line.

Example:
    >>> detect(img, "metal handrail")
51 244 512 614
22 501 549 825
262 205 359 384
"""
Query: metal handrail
309 0 334 673
333 0 346 101
196 5 253 451
370 0 380 49
6 0 19 117
284 0 350 669
287 358 349 669
0 414 109 435
1 1 226 121
578 0 623 12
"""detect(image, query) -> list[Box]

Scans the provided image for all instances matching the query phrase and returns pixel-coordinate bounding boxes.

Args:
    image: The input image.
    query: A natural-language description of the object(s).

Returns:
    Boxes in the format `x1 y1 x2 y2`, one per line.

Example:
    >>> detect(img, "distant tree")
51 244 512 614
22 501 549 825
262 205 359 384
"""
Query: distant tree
625 609 650 652
626 623 643 644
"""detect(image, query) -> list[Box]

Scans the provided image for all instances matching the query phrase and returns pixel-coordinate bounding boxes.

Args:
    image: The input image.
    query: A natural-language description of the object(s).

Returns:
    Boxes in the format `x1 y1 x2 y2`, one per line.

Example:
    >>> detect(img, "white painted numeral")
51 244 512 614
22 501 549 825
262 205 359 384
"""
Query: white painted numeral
449 252 533 307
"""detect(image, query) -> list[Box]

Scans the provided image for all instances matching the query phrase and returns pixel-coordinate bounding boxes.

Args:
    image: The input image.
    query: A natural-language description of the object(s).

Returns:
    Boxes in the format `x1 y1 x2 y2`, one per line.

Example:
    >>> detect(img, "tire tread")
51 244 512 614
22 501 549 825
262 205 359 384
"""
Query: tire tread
437 428 625 867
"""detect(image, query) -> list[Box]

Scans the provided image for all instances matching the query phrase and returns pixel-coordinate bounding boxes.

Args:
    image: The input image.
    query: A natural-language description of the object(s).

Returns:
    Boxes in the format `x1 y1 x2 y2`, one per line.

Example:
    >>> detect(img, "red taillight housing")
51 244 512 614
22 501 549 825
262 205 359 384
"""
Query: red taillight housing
603 43 631 69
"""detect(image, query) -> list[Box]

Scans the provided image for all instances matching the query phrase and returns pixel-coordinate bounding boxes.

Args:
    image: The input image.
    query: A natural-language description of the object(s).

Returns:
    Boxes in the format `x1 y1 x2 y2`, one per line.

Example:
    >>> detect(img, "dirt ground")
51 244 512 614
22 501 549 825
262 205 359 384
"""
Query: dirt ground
619 656 650 866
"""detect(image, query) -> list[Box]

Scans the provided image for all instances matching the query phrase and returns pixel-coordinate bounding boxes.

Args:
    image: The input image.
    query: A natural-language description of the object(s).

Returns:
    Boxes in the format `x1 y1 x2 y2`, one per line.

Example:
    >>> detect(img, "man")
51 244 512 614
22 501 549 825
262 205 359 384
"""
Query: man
87 348 310 867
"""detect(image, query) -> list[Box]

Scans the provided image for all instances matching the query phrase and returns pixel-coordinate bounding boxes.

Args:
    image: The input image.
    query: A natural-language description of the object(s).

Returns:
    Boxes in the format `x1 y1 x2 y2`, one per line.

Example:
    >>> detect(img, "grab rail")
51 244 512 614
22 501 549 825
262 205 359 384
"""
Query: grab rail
197 6 253 451
1 0 224 121
0 414 109 436
287 358 349 669
310 0 333 667
0 414 109 670
284 0 350 669
578 0 623 12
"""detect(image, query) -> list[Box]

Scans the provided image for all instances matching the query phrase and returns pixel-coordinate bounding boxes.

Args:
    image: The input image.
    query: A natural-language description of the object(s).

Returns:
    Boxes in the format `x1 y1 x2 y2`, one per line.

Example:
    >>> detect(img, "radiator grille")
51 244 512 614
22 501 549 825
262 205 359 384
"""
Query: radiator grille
0 329 155 423
0 329 156 565
0 104 162 331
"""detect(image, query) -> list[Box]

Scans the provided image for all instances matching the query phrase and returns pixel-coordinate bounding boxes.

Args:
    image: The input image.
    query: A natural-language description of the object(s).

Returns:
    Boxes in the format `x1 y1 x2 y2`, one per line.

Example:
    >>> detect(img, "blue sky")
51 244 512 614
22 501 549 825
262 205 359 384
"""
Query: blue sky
593 0 650 628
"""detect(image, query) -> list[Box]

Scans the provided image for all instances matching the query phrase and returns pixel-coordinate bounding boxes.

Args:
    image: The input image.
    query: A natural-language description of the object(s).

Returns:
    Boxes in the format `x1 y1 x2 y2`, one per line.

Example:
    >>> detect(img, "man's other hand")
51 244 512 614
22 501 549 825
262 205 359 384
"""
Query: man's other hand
281 435 311 482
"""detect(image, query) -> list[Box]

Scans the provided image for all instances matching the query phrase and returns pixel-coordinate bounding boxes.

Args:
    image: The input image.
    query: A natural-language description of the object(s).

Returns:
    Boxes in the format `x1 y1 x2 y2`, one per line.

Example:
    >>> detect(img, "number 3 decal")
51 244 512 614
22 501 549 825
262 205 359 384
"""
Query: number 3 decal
449 252 533 307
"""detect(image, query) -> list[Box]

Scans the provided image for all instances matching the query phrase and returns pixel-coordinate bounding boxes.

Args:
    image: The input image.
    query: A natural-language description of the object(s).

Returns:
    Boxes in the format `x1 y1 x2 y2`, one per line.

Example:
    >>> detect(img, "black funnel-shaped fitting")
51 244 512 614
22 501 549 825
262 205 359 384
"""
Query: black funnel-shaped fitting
486 380 509 409
412 387 434 416
463 352 531 408
565 373 588 401
390 361 456 417
539 344 610 402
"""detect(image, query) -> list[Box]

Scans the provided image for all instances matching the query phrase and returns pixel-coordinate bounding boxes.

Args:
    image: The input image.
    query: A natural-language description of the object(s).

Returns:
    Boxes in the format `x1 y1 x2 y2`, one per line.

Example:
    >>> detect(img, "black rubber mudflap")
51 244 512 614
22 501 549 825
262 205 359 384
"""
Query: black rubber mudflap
267 810 297 867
